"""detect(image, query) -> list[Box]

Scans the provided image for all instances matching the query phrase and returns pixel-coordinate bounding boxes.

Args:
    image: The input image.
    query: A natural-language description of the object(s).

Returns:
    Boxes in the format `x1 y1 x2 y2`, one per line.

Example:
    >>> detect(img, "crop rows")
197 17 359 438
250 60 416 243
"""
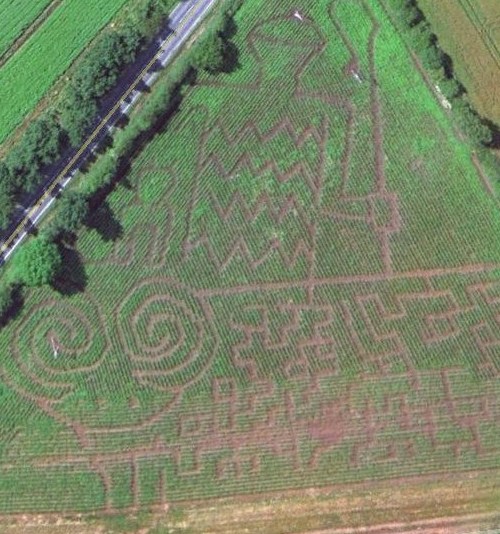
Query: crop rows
0 0 52 59
0 0 498 516
0 0 130 144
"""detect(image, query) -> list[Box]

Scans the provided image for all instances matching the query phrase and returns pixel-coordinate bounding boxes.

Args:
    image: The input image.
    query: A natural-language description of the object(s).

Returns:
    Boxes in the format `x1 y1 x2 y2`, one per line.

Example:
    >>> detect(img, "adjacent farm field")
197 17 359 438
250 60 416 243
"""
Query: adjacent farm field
0 0 52 59
0 0 131 145
0 0 499 525
418 0 500 125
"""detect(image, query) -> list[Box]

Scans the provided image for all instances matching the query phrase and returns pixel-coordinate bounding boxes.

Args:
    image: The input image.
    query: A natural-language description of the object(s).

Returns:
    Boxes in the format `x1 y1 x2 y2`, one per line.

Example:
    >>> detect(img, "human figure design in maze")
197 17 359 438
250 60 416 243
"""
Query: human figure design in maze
2 279 218 512
182 1 401 283
83 164 178 269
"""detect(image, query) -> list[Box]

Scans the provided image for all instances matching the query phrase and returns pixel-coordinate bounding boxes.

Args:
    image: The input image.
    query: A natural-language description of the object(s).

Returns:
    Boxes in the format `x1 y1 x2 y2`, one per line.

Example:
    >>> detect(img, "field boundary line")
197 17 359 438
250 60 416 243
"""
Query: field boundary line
458 0 500 72
0 0 62 70
0 0 214 256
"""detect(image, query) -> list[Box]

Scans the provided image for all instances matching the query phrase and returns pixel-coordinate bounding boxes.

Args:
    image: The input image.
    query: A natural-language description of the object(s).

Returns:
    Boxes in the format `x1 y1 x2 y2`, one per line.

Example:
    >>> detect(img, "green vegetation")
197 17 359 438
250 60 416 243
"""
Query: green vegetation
51 191 89 235
0 0 132 145
192 32 226 73
0 0 52 57
6 112 62 192
0 0 179 235
389 0 495 147
61 27 142 146
0 0 497 520
10 236 61 287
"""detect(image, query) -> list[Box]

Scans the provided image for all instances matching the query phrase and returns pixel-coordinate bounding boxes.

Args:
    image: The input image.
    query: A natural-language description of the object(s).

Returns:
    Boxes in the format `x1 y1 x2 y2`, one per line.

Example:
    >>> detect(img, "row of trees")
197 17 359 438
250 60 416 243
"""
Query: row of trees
0 0 242 324
396 0 494 146
61 29 143 146
0 0 176 232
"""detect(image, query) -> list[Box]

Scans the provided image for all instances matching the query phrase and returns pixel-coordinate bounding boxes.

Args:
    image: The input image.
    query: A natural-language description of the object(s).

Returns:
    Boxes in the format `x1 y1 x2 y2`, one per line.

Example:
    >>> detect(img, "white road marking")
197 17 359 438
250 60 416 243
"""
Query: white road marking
0 0 216 264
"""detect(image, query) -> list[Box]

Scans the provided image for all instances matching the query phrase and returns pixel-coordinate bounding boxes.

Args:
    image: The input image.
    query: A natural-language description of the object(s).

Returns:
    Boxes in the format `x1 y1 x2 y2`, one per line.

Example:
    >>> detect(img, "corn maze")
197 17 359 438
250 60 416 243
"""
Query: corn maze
0 0 499 519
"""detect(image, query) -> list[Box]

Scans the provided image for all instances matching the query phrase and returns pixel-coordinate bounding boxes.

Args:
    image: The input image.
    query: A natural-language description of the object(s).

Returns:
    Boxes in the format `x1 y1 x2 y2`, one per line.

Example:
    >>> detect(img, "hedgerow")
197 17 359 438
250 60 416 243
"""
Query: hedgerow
390 0 495 147
0 0 176 232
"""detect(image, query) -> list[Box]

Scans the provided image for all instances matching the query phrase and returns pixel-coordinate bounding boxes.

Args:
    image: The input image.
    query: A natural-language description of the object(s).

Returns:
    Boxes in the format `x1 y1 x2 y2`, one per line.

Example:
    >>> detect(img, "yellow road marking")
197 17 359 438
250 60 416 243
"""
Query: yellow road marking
1 0 206 254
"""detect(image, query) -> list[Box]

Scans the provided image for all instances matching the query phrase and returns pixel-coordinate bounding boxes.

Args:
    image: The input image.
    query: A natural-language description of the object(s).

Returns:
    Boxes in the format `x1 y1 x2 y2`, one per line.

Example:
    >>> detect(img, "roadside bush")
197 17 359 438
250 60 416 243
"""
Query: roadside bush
191 32 226 73
453 99 492 146
10 236 62 288
0 284 13 320
60 88 99 147
5 113 62 193
52 191 89 235
132 0 176 35
439 78 463 100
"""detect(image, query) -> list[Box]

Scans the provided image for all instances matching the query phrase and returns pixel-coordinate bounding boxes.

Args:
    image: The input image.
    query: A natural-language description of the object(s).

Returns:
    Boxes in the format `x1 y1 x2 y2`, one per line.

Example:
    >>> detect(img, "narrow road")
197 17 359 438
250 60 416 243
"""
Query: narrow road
0 0 217 264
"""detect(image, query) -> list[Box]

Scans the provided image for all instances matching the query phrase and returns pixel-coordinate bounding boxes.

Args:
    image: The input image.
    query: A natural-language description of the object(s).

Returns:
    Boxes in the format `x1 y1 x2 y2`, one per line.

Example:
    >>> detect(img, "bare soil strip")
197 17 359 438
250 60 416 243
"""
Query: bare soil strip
0 0 62 70
1 470 499 533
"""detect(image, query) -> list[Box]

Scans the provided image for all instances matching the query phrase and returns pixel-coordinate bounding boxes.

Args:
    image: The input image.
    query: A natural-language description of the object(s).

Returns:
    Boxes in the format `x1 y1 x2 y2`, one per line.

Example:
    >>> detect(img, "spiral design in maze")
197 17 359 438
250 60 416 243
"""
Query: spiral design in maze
117 278 217 391
9 297 108 402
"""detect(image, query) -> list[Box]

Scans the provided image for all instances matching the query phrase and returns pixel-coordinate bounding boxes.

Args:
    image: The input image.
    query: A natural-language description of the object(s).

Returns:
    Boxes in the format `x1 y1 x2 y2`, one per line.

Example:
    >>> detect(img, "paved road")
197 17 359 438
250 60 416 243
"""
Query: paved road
0 0 217 264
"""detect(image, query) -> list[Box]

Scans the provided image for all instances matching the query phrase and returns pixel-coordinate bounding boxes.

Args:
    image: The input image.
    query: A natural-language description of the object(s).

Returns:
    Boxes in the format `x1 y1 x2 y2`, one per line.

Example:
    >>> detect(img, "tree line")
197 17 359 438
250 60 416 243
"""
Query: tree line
0 0 178 231
0 0 241 323
395 0 496 147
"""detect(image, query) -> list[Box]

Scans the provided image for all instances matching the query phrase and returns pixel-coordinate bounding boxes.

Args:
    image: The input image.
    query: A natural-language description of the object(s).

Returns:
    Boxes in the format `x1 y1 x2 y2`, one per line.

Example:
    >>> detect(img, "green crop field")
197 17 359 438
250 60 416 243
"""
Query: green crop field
0 0 52 58
0 0 499 526
0 0 131 146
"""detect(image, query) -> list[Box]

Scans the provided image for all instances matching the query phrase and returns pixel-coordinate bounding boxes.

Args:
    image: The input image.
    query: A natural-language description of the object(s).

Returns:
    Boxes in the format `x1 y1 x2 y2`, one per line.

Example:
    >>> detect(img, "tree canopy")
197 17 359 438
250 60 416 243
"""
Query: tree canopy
53 191 89 234
191 32 225 73
12 237 62 287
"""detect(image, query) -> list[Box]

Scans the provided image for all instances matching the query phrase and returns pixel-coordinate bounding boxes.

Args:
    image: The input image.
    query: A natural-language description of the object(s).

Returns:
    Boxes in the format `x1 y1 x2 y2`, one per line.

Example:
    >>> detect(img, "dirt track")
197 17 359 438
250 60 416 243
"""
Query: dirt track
2 470 498 533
